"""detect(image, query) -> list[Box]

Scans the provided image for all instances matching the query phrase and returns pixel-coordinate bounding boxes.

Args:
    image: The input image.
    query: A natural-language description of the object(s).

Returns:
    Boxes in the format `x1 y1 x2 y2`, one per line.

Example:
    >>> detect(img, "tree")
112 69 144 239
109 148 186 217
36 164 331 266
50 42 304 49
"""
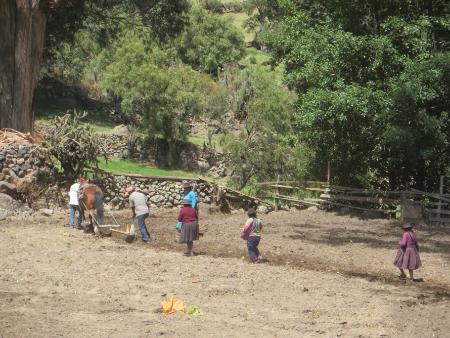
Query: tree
0 0 189 133
264 2 449 190
222 66 311 189
177 6 245 74
0 0 49 132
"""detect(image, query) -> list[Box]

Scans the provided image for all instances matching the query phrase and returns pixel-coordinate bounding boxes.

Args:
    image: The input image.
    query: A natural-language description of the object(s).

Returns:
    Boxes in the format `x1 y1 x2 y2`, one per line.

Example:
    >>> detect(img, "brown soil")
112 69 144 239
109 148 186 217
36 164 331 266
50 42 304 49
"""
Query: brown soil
1 207 449 337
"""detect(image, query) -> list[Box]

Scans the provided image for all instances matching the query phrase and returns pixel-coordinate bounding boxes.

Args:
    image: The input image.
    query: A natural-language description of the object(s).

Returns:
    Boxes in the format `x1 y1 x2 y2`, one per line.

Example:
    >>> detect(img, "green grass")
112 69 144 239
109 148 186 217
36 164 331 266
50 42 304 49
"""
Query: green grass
243 47 271 64
34 99 117 133
98 158 197 178
221 12 254 42
188 134 224 152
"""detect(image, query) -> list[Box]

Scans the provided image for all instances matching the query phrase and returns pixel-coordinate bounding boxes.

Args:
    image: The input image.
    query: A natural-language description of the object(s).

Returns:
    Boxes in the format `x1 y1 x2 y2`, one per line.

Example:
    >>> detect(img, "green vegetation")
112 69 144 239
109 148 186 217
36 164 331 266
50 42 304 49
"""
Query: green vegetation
41 112 107 180
35 101 116 133
37 0 449 192
261 0 450 191
98 158 196 178
221 12 254 42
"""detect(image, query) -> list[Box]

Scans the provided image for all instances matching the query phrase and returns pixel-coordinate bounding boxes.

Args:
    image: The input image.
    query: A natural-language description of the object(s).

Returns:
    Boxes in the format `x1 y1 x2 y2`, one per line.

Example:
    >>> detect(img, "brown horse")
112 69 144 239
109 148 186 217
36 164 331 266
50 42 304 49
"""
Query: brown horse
79 184 104 234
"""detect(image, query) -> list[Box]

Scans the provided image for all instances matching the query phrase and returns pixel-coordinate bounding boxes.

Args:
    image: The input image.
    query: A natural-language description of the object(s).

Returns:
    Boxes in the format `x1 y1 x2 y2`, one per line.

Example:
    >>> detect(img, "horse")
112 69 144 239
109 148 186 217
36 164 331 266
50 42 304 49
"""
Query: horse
79 184 104 235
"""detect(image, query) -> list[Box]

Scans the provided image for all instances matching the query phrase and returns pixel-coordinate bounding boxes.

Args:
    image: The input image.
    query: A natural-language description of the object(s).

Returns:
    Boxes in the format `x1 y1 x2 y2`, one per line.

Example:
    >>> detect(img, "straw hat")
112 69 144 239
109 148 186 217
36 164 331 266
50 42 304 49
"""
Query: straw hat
182 181 192 188
401 223 413 229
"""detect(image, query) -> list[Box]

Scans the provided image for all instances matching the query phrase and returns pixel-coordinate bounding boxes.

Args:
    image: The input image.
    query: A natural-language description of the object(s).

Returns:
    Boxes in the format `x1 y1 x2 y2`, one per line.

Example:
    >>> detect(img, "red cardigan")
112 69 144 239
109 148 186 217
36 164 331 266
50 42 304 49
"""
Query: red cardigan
178 206 197 223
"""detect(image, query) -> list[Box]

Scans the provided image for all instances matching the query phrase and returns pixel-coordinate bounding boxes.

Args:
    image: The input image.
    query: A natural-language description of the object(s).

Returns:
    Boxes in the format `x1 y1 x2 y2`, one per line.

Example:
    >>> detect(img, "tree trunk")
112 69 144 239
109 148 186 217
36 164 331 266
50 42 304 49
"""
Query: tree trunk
0 0 47 133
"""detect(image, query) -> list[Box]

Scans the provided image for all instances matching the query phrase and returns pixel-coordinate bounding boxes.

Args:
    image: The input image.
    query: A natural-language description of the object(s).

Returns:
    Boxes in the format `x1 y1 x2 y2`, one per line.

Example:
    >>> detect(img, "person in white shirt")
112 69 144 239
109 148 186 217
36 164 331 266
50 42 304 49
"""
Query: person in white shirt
126 186 151 243
68 177 85 229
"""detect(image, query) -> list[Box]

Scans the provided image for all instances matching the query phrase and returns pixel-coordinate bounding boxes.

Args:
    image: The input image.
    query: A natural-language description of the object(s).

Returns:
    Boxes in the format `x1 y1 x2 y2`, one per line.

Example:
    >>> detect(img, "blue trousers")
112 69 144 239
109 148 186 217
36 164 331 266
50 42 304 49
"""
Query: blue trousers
69 205 82 228
247 236 261 262
137 213 150 241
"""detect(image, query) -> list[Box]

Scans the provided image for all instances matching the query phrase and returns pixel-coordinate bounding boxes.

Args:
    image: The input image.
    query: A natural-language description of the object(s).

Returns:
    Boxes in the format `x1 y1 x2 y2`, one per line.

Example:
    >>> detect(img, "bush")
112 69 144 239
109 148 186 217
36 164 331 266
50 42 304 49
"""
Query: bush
40 111 107 180
203 0 224 13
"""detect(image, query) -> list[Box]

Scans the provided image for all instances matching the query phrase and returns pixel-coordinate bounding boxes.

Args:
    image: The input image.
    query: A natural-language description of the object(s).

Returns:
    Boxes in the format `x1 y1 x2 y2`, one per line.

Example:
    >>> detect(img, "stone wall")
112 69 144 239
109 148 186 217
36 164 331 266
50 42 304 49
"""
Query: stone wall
94 173 214 209
101 133 227 178
0 144 52 183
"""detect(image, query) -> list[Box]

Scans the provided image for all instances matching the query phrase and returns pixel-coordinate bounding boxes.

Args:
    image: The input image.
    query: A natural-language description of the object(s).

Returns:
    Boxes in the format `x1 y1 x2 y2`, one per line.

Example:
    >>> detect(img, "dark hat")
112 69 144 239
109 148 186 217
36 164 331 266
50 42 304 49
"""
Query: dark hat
182 181 192 188
401 223 413 229
247 207 256 216
181 198 192 205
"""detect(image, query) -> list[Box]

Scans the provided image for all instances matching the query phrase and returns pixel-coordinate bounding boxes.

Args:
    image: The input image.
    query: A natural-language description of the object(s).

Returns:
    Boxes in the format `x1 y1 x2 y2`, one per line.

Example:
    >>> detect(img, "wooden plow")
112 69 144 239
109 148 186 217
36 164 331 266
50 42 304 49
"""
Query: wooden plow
88 206 136 243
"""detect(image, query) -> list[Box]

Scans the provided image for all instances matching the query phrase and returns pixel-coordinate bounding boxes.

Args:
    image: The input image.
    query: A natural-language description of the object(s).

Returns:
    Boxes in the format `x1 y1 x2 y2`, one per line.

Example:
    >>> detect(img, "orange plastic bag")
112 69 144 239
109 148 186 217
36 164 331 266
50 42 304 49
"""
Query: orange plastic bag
161 296 184 314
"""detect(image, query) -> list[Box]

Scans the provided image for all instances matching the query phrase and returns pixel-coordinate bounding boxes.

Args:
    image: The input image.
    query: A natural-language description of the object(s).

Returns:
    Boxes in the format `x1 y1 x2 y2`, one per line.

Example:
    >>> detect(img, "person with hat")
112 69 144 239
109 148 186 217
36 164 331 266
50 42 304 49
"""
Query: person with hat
126 186 151 243
182 181 197 209
68 176 85 229
177 197 199 256
241 207 263 263
393 223 422 280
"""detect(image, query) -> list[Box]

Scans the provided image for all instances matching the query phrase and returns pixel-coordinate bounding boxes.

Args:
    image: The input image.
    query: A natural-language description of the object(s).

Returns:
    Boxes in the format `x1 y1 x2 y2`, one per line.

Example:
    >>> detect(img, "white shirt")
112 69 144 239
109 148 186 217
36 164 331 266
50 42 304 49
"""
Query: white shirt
69 183 80 205
129 191 149 216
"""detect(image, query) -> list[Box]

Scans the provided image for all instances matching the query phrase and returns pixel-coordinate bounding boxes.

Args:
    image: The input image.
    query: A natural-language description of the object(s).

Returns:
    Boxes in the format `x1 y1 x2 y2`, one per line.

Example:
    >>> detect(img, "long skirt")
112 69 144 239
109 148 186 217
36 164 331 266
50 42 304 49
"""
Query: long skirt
393 246 422 270
179 221 199 243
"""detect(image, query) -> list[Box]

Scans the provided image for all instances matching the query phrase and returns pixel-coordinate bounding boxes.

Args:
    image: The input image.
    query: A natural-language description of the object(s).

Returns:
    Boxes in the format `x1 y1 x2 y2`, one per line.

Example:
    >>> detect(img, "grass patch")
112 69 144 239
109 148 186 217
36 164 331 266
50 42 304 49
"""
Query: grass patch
188 133 224 152
98 158 197 178
243 47 271 65
221 12 254 42
35 99 117 133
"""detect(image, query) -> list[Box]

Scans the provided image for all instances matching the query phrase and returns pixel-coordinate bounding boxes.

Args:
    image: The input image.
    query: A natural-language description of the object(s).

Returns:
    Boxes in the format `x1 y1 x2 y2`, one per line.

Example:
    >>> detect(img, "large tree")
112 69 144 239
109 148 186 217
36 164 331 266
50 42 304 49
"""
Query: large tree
0 0 188 133
0 0 50 132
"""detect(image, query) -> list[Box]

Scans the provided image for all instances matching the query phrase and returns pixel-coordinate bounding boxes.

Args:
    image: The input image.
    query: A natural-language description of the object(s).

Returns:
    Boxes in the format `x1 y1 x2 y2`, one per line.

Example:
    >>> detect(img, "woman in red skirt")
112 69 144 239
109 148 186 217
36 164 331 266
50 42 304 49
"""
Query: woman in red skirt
178 198 199 257
393 223 422 281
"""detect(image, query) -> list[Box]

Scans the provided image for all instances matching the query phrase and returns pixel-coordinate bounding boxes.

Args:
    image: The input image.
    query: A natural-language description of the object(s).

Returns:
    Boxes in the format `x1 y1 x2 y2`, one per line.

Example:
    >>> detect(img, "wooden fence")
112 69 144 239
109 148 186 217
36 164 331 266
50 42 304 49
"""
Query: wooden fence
260 176 450 225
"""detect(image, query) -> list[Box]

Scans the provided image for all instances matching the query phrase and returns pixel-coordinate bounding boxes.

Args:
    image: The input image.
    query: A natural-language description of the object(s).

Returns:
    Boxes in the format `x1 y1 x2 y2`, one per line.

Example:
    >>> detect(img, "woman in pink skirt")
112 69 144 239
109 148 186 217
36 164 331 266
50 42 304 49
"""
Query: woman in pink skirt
393 223 422 280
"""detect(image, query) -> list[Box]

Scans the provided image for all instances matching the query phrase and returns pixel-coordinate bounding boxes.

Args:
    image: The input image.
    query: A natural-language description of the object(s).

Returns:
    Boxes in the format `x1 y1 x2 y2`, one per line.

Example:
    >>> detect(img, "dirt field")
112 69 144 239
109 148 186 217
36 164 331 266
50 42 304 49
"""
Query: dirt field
1 207 450 338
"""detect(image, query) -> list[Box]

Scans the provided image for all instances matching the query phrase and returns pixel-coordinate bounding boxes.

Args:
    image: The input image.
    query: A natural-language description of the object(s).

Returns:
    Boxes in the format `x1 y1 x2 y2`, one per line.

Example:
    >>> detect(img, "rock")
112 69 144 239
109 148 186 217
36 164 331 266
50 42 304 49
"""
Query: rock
150 195 164 204
308 206 318 212
0 181 17 195
39 208 54 216
257 205 272 214
197 161 210 172
111 124 130 136
0 193 14 210
17 158 25 165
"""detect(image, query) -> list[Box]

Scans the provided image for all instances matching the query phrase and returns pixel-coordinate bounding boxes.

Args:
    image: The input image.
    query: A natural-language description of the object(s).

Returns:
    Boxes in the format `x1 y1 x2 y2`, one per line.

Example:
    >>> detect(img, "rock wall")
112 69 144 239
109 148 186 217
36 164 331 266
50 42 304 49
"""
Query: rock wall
94 174 214 209
101 134 227 178
0 144 52 183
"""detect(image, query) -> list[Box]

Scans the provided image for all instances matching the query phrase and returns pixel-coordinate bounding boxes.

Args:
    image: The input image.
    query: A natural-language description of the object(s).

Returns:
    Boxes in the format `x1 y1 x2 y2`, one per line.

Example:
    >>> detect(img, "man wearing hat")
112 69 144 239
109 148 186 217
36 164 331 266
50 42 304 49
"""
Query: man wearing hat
126 186 151 243
68 176 85 229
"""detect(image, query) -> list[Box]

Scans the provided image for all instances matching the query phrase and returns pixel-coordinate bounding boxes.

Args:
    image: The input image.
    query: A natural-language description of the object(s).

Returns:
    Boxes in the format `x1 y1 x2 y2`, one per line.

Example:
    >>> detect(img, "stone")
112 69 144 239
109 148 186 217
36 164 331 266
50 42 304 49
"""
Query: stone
150 195 164 204
39 208 54 216
308 206 318 212
17 158 25 165
0 193 14 210
0 181 16 195
0 211 7 221
197 161 211 172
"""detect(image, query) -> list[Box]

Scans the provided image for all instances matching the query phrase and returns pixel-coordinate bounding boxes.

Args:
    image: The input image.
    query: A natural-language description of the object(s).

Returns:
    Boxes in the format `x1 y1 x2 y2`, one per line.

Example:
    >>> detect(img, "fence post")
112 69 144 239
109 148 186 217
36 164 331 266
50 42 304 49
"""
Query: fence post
275 174 280 211
326 161 331 186
437 175 444 224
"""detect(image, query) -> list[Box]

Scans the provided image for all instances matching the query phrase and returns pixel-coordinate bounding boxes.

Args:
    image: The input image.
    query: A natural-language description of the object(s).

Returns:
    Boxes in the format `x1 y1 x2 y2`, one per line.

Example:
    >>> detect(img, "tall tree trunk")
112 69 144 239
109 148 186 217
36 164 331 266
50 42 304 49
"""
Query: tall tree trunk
0 0 47 133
